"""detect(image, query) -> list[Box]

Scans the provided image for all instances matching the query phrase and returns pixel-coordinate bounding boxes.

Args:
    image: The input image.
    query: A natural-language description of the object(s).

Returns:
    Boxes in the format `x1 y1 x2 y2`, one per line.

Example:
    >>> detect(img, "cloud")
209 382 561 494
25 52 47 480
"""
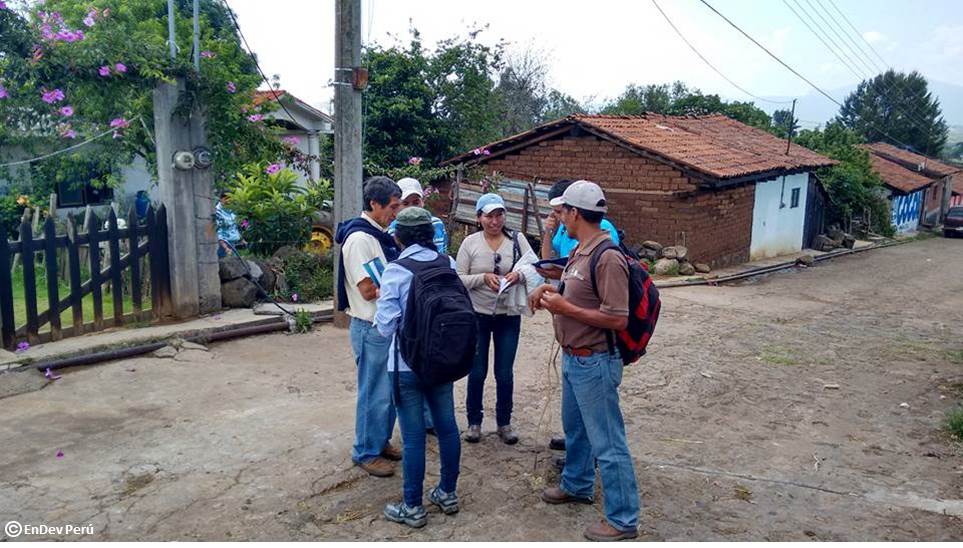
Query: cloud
863 31 885 44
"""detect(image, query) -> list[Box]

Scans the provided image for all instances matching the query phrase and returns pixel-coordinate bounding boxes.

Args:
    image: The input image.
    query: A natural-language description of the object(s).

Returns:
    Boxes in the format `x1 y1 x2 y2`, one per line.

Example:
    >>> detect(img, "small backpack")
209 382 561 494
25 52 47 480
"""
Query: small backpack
395 254 478 385
588 240 661 366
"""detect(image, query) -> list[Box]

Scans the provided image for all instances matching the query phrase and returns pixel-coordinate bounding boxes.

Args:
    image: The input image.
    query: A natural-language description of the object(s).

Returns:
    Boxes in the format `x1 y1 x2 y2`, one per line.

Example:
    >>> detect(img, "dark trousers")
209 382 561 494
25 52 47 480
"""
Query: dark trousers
466 313 521 427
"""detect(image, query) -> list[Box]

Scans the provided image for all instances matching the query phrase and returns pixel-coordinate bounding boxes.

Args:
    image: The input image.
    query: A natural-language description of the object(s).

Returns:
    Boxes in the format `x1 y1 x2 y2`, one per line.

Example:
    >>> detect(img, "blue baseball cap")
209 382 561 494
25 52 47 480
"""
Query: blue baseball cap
476 193 506 214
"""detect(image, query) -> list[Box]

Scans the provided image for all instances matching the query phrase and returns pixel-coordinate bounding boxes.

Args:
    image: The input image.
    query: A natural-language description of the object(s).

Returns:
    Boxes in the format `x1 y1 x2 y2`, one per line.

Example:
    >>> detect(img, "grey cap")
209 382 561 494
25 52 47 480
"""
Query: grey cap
394 206 433 227
548 180 608 213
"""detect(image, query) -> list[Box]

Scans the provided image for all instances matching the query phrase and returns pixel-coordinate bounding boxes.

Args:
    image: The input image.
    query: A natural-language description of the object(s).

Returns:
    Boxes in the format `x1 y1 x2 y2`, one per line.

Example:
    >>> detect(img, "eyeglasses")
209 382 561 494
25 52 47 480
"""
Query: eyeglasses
493 252 502 275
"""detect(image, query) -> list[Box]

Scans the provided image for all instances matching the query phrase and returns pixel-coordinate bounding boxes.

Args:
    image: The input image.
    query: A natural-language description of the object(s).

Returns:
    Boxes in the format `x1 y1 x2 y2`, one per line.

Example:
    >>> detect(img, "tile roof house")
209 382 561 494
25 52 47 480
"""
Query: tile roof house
253 90 333 184
862 142 961 227
445 113 836 267
861 146 933 234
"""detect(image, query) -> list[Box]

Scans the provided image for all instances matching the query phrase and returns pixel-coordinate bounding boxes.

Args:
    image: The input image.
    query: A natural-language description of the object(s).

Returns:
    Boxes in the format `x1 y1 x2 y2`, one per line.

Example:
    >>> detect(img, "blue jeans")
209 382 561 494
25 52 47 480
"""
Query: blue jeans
466 314 521 427
349 317 396 464
561 351 640 532
392 371 461 507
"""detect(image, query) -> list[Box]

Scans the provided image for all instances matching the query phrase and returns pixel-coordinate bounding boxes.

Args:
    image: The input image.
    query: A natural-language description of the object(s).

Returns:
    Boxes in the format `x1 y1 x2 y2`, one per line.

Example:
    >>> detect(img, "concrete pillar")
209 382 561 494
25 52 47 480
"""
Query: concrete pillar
153 77 221 319
308 131 321 182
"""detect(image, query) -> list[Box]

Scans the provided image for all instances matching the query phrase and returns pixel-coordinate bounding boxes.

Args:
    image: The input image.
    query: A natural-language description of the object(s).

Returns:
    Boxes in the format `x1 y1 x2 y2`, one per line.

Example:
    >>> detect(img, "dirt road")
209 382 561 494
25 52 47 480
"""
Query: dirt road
2 236 962 540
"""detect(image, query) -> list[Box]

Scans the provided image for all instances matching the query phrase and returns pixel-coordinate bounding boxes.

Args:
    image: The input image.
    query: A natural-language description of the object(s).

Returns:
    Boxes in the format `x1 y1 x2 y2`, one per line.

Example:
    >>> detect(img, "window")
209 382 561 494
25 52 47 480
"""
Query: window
790 187 801 209
54 160 114 208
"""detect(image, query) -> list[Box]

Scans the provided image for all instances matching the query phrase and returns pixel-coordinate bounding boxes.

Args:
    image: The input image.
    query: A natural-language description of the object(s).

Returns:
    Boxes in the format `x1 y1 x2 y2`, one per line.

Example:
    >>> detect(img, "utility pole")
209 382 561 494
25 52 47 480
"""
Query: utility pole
332 0 363 328
785 98 797 155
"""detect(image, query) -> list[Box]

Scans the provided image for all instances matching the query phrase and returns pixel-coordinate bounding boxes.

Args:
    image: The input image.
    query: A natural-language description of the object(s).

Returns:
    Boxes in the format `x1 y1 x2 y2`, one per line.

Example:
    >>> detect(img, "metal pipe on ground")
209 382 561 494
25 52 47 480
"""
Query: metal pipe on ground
658 239 908 289
32 312 333 372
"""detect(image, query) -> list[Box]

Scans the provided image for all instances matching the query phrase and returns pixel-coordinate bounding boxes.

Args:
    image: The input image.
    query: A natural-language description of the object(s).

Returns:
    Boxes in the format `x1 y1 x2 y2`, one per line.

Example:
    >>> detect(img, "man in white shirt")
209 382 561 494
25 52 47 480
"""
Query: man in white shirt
334 176 403 477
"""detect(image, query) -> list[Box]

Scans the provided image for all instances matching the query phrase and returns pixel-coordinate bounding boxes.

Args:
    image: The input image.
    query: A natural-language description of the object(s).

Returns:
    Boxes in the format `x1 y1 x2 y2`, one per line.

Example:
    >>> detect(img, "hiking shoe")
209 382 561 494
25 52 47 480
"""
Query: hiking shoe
383 502 427 528
541 486 594 505
357 457 395 478
381 443 402 461
464 424 482 443
427 486 460 515
497 425 519 445
549 436 566 450
583 520 638 542
554 456 566 471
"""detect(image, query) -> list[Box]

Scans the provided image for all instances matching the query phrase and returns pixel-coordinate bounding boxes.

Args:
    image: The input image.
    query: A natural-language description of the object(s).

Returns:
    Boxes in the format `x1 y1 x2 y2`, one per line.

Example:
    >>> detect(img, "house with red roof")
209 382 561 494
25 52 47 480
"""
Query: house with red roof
445 113 836 268
862 142 960 227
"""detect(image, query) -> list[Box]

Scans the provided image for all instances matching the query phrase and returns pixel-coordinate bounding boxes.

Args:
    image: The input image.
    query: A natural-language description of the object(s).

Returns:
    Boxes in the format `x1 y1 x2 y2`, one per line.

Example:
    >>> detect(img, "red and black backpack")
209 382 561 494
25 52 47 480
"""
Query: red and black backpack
588 240 661 366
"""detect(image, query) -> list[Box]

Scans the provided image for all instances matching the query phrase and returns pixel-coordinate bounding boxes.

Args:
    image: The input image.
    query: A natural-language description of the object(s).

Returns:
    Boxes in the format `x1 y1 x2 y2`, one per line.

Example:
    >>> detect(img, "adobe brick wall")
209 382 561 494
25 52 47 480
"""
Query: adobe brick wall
475 133 754 268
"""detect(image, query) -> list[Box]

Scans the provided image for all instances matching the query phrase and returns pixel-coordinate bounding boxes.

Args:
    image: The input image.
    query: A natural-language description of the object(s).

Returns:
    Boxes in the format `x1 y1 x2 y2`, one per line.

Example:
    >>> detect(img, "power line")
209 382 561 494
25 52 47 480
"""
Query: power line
223 4 303 130
803 0 876 76
650 0 794 105
784 0 865 82
825 0 890 70
697 0 916 150
0 125 127 168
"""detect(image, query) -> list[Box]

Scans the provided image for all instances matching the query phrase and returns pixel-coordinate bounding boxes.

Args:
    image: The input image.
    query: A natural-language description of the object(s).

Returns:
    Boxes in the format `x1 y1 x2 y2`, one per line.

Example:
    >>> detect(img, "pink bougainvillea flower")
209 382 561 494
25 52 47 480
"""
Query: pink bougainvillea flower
472 148 482 156
291 293 299 302
62 128 77 139
56 450 64 459
0 85 7 99
98 65 111 77
265 163 281 175
114 62 127 73
0 2 8 10
482 149 491 156
408 156 422 166
109 117 130 129
248 114 264 122
226 81 237 93
83 15 95 27
16 341 30 353
41 24 54 40
201 50 215 59
44 367 62 380
239 219 250 229
282 135 301 146
59 105 74 116
41 88 65 104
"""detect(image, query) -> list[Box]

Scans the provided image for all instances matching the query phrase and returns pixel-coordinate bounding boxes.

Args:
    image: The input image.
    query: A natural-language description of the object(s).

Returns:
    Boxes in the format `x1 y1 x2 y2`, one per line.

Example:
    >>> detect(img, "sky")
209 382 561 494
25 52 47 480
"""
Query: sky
226 0 963 123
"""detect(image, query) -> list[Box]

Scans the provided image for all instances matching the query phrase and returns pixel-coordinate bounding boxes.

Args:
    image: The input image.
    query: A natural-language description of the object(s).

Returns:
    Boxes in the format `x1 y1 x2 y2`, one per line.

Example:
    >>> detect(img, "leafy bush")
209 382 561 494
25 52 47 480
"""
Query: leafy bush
226 162 317 257
279 250 333 302
0 191 30 237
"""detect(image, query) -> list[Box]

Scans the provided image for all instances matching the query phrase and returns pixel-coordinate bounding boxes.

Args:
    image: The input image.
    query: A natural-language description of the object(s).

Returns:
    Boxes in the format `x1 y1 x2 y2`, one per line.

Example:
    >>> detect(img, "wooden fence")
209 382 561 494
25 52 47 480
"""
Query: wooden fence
451 178 552 239
0 205 172 350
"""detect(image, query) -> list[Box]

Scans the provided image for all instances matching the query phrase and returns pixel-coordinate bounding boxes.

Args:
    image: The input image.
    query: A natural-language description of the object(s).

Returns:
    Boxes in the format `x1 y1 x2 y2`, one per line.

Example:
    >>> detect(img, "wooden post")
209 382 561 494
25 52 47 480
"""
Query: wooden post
0 228 15 349
20 220 39 344
66 217 84 336
86 211 104 332
43 217 62 341
128 208 143 320
107 209 124 326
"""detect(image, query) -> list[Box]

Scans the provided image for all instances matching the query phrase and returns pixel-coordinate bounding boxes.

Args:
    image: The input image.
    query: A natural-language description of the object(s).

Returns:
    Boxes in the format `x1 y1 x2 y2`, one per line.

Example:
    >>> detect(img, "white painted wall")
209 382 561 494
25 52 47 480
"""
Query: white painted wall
750 173 809 260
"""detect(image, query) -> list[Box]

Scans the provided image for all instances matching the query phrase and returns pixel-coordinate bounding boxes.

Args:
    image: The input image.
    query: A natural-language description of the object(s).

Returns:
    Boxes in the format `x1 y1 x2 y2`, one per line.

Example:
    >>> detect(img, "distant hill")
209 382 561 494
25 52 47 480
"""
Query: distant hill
759 80 963 138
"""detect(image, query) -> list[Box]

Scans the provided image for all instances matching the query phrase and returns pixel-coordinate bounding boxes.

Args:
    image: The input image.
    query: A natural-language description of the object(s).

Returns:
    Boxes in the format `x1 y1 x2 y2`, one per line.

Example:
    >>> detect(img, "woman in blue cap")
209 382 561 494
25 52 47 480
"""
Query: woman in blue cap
455 193 534 445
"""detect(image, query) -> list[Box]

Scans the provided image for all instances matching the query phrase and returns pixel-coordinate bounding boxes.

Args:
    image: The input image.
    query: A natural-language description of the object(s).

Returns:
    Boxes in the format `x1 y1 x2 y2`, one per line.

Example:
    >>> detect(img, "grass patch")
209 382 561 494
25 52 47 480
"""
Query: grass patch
758 346 800 366
947 408 963 441
946 350 963 365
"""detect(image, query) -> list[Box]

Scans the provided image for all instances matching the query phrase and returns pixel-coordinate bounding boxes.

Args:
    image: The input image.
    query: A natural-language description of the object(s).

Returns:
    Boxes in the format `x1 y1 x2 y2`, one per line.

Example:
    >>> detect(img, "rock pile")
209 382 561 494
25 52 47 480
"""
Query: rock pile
637 241 710 276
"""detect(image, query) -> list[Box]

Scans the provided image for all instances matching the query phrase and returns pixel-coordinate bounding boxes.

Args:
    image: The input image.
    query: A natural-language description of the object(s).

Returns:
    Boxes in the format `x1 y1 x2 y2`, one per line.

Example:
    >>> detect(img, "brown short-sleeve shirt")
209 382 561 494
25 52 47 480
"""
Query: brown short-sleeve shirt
553 231 629 351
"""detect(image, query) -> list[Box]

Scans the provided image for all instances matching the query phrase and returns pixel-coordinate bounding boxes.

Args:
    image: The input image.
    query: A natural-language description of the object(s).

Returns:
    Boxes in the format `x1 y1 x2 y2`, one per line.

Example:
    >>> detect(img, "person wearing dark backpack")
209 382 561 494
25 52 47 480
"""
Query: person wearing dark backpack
375 207 471 529
529 180 641 542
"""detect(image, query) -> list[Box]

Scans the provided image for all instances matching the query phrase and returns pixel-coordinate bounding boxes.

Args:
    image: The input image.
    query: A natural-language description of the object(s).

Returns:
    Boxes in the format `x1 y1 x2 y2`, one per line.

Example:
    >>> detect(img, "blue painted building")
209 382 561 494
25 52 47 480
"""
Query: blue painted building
864 149 934 235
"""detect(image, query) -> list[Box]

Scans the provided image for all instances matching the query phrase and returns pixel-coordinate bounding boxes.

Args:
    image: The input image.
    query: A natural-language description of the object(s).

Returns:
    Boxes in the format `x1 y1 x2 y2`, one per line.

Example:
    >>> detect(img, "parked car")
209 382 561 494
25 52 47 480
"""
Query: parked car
945 206 963 238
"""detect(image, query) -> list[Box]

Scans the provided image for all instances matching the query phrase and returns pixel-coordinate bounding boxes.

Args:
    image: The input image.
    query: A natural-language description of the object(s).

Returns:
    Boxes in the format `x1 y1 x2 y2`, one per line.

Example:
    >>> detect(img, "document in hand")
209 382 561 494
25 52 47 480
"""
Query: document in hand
533 257 568 271
363 257 386 288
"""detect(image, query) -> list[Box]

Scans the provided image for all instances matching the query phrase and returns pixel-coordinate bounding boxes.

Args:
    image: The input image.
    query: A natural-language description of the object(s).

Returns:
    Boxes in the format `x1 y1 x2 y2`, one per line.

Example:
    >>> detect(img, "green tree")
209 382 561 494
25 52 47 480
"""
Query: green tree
0 0 294 204
836 69 948 156
794 121 893 236
771 108 800 139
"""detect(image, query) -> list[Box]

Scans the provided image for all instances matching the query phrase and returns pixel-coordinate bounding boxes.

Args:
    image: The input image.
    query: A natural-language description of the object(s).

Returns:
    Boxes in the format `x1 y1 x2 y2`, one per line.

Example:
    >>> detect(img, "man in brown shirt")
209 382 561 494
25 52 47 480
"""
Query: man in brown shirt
529 180 641 542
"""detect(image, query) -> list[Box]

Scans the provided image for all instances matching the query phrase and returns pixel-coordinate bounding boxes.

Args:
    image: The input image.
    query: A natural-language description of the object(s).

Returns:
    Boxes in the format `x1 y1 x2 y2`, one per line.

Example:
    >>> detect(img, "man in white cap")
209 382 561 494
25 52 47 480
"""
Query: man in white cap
388 178 448 255
529 180 641 541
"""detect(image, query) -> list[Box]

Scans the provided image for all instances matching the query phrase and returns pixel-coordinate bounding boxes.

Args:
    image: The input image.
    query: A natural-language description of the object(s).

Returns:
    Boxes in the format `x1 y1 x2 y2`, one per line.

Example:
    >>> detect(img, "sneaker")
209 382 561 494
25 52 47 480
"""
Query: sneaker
497 425 519 445
383 501 427 528
381 443 402 461
356 457 395 478
583 519 638 541
464 424 482 443
428 486 460 515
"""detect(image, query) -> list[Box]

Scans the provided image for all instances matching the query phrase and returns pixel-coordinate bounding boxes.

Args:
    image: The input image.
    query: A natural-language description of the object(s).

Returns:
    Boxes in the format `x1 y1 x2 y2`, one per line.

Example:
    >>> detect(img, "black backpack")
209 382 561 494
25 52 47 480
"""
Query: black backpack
394 254 478 385
587 240 661 366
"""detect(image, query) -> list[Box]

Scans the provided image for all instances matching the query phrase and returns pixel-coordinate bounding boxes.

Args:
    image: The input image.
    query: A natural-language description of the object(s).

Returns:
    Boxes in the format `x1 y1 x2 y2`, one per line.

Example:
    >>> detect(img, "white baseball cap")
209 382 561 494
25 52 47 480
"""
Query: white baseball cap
548 180 608 213
397 177 424 200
